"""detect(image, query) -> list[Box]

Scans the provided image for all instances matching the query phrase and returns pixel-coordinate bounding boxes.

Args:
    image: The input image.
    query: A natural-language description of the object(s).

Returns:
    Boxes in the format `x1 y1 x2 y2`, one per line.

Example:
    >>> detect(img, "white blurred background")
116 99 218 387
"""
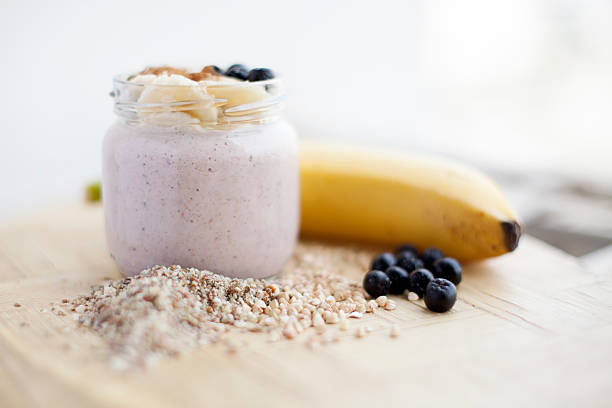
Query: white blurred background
1 0 611 262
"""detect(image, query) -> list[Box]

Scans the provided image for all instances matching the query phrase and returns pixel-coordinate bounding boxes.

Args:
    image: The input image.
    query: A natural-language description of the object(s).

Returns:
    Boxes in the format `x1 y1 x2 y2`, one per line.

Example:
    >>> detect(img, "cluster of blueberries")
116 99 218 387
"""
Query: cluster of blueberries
363 244 461 313
214 64 275 82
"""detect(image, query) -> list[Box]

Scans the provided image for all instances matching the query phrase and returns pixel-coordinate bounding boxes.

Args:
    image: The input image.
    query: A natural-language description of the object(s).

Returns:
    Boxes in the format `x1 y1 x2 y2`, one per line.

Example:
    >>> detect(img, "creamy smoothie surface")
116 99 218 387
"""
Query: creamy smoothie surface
103 64 299 278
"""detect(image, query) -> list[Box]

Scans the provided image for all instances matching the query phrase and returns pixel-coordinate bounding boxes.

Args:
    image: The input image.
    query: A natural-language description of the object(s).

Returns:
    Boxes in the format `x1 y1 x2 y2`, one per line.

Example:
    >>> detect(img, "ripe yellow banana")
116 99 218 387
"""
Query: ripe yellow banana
299 141 522 261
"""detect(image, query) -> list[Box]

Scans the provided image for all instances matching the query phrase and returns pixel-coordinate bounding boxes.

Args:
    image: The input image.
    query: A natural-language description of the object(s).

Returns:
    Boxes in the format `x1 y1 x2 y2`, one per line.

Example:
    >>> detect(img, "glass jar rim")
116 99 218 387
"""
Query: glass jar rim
111 74 285 127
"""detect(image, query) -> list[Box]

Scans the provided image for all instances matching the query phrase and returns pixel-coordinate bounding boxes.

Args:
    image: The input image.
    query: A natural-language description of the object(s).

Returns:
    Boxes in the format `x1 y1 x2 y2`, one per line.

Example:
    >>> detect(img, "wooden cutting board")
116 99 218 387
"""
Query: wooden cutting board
0 204 611 407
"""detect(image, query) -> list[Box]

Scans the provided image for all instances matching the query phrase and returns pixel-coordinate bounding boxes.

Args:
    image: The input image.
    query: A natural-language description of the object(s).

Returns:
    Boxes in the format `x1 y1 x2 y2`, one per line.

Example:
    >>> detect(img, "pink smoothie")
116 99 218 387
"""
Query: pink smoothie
102 120 299 278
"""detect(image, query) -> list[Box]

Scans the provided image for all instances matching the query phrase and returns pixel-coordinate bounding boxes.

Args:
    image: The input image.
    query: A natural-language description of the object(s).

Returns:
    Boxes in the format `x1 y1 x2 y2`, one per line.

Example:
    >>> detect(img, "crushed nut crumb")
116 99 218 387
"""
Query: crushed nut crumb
59 244 400 369
407 292 419 301
366 299 378 313
376 296 388 307
355 326 369 338
384 300 397 311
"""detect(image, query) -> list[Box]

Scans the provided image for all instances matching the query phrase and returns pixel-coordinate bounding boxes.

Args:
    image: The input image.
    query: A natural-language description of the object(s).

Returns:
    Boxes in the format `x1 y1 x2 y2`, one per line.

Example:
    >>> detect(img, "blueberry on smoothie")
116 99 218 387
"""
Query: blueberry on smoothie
247 68 275 82
226 64 249 80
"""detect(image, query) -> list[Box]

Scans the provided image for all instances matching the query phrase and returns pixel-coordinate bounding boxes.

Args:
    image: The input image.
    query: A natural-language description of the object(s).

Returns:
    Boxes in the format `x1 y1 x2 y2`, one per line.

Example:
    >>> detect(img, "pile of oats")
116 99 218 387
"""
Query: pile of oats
65 243 396 369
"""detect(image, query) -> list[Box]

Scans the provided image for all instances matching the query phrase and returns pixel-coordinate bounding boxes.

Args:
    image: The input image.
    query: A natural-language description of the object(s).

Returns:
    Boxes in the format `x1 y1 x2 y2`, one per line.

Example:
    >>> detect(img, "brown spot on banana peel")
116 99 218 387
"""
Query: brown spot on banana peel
501 221 522 252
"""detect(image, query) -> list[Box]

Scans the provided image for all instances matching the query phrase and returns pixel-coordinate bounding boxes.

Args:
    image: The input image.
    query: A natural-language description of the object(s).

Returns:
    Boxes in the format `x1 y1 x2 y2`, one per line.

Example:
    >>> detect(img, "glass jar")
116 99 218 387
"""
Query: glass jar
103 73 299 278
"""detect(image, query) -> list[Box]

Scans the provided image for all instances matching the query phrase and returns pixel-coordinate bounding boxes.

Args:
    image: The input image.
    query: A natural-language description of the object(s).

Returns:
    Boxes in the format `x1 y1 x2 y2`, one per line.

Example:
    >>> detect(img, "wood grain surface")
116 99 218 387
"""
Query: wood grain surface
0 204 611 407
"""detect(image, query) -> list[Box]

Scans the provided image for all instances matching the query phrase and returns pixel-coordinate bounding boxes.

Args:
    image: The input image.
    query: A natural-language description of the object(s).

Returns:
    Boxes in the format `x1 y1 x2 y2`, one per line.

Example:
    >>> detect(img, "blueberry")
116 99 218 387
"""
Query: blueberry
384 266 410 295
225 64 249 80
247 68 275 82
408 268 434 298
395 243 418 258
396 252 424 273
424 278 457 313
433 257 462 285
370 252 396 271
363 270 391 298
210 65 223 75
420 247 444 270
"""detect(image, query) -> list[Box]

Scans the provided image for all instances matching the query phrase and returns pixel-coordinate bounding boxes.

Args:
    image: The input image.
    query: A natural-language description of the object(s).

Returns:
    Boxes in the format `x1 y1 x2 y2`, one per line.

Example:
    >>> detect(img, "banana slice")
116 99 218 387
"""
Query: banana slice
125 74 157 102
190 104 218 123
138 74 209 106
204 83 269 110
129 74 157 84
136 74 217 123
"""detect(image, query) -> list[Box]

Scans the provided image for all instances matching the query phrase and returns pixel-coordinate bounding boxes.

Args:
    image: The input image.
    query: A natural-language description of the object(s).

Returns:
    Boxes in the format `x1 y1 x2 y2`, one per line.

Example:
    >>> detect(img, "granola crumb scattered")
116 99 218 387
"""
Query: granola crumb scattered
324 311 339 324
355 326 369 338
407 292 419 301
384 300 397 311
338 311 349 331
225 340 238 354
366 299 378 313
376 296 388 307
13 303 21 308
306 336 320 350
390 325 399 338
268 330 282 342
